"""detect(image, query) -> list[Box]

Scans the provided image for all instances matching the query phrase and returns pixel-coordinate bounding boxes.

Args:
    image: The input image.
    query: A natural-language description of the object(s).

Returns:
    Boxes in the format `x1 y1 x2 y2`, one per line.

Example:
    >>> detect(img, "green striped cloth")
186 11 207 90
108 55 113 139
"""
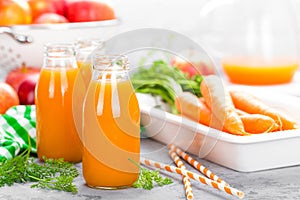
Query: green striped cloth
0 105 36 161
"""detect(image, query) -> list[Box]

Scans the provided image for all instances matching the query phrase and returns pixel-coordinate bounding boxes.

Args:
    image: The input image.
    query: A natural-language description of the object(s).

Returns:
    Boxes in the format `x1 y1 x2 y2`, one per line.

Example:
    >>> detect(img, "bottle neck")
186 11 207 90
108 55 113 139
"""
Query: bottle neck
43 43 78 69
92 55 129 81
75 39 105 62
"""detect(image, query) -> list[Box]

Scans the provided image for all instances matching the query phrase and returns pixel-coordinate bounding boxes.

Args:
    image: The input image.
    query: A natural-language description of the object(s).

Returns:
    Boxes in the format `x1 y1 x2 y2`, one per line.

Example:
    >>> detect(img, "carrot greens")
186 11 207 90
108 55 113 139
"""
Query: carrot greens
129 158 172 190
133 167 173 190
131 60 203 113
0 148 79 194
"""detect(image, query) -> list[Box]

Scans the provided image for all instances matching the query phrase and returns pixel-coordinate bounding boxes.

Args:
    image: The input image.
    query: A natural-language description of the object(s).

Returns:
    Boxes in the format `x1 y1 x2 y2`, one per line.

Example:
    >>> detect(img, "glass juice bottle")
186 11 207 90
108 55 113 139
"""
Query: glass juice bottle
75 38 104 88
73 39 104 142
35 43 82 163
82 55 140 189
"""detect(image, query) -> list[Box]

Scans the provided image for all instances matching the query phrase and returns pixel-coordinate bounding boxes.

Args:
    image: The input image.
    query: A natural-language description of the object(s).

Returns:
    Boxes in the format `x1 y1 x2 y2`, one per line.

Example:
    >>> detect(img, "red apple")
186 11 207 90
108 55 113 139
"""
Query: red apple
34 13 69 24
0 82 19 114
66 0 116 22
5 64 40 91
52 0 67 16
17 76 39 105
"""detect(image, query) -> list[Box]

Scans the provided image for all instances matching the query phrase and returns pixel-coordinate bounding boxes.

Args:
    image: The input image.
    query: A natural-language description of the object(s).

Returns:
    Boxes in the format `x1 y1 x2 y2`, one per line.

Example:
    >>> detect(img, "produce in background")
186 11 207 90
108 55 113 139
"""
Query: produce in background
230 90 298 130
131 60 203 113
175 92 211 126
0 0 116 25
5 64 40 105
66 0 116 22
17 76 39 105
200 75 247 136
33 12 69 24
175 75 298 135
28 0 63 21
0 0 32 25
171 55 215 77
0 82 19 114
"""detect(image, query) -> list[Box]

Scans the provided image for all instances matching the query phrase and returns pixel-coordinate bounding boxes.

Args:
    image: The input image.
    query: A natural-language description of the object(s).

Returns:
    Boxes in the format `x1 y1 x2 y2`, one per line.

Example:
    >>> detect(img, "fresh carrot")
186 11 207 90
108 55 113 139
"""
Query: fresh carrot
175 92 212 126
230 90 298 130
236 108 279 133
200 75 248 136
239 112 280 133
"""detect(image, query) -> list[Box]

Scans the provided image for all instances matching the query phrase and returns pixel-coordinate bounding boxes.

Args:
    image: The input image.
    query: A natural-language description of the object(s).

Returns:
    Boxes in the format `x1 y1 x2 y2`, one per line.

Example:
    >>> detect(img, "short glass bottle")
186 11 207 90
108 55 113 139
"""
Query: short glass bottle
82 54 140 189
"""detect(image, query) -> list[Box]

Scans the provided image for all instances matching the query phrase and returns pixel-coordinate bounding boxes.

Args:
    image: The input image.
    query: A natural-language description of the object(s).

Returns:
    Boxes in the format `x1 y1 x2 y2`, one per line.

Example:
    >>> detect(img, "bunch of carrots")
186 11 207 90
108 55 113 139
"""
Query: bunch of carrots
175 75 298 135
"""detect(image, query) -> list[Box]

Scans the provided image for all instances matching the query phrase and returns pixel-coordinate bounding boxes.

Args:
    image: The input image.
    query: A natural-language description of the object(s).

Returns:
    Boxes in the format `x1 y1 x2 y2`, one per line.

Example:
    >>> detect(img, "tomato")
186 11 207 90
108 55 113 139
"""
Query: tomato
0 0 32 25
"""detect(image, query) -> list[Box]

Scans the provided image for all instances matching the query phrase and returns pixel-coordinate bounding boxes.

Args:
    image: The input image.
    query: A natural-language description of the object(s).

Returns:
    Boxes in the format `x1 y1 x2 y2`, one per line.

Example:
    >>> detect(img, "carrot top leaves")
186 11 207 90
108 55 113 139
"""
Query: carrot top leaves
129 158 172 190
131 60 203 113
0 148 79 194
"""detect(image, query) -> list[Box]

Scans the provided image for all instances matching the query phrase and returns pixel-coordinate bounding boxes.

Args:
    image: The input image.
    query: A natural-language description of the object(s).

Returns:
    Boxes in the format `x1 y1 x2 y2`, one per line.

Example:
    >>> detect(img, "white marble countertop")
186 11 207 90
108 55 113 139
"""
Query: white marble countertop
1 138 299 200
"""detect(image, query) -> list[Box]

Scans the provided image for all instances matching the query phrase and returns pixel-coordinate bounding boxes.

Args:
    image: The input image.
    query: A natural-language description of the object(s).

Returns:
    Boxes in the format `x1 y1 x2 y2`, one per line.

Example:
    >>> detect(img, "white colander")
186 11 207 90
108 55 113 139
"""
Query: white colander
0 19 120 81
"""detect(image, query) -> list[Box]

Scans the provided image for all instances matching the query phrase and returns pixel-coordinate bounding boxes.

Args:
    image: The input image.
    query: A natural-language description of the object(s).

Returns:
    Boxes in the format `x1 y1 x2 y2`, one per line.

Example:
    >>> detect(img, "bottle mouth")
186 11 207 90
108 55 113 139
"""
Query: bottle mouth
44 43 76 57
75 38 105 50
92 54 129 71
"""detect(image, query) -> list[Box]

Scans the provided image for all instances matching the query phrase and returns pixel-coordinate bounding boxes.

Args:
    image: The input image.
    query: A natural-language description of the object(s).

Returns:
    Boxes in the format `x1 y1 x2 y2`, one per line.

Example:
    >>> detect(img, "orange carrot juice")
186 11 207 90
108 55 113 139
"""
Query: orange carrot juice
35 67 82 162
82 78 140 189
222 57 298 85
73 39 104 142
72 61 92 141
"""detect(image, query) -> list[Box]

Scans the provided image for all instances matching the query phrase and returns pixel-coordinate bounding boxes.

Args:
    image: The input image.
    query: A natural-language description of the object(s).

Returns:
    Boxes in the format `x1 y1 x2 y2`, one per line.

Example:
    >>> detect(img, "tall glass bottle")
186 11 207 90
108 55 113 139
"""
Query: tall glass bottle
75 38 105 88
35 43 82 163
82 54 140 189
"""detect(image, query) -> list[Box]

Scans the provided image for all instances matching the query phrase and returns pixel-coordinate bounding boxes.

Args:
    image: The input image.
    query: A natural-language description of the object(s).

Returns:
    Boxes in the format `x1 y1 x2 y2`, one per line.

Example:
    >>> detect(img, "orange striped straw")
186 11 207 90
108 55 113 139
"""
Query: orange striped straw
168 144 227 186
169 150 194 200
140 157 244 199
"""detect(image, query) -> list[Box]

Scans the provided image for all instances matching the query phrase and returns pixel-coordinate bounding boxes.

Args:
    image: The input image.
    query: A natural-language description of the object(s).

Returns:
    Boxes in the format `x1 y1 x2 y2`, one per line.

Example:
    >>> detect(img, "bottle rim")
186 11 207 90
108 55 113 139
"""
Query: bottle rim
92 54 129 71
44 43 76 57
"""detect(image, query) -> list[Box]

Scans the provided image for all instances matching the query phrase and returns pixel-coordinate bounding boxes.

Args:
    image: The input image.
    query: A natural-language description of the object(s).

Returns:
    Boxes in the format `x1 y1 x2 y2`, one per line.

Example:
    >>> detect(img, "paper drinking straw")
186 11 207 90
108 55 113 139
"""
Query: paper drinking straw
168 144 228 186
169 150 194 200
140 157 244 199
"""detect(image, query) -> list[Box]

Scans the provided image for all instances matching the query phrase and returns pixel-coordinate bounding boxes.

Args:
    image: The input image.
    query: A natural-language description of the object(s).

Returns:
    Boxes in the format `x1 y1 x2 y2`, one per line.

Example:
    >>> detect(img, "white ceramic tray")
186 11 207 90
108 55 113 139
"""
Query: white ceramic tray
139 89 300 172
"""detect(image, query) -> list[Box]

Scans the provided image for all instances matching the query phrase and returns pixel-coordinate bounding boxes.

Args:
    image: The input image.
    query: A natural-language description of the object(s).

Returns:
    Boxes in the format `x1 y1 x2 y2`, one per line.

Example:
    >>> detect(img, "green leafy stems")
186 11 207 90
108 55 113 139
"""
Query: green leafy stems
0 134 79 194
131 60 203 113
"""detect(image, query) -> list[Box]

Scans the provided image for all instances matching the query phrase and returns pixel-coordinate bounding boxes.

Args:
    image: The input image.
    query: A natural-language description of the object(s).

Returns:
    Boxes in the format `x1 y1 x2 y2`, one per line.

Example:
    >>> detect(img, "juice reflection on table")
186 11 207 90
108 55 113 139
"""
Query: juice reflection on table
222 56 299 85
82 55 140 189
35 43 82 163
